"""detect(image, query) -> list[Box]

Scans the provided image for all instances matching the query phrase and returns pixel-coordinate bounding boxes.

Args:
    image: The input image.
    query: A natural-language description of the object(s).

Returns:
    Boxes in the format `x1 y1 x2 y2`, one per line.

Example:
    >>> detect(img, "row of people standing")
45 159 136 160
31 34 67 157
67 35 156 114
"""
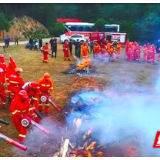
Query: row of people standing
126 41 160 64
63 39 122 61
63 39 93 60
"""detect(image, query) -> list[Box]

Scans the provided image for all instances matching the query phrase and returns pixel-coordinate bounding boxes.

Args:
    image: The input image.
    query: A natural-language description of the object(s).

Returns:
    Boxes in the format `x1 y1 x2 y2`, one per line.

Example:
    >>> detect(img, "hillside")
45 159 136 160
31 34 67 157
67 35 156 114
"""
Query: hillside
4 16 50 40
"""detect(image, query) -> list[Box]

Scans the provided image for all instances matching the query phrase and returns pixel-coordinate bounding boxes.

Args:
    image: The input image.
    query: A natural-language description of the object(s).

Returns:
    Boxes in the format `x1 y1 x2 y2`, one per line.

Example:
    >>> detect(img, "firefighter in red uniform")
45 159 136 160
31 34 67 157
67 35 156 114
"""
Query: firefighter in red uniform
63 41 70 61
10 90 37 143
8 67 25 99
37 73 54 115
22 81 39 111
42 43 49 63
0 54 6 73
0 68 6 108
22 81 41 122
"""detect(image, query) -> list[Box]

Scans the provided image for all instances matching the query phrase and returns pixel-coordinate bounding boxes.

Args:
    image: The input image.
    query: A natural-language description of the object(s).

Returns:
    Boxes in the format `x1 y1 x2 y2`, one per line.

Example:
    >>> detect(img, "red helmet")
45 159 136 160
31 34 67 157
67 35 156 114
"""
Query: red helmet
19 90 28 98
0 54 4 58
30 81 38 88
83 42 87 45
44 73 51 79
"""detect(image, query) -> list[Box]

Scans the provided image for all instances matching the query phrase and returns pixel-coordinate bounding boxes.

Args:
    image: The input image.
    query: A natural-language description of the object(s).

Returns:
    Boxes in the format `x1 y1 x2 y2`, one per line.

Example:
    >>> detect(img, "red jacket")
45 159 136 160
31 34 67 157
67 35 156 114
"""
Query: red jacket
38 78 53 94
43 45 49 52
10 97 34 118
9 74 24 87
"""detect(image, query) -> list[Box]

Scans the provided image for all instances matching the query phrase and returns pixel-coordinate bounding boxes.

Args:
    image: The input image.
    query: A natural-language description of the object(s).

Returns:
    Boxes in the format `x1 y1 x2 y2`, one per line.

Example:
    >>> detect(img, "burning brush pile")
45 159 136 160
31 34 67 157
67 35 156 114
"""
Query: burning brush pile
63 58 96 76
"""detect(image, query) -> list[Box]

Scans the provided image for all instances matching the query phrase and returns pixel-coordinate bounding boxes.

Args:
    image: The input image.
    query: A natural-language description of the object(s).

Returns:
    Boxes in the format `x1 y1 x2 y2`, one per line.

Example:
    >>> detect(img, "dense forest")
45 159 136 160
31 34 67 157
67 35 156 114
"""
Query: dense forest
0 3 160 43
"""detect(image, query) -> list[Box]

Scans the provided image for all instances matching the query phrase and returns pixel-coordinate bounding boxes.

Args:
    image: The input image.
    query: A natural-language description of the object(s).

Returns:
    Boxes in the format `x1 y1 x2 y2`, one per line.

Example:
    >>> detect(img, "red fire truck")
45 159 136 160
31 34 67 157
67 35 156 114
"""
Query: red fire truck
58 19 127 45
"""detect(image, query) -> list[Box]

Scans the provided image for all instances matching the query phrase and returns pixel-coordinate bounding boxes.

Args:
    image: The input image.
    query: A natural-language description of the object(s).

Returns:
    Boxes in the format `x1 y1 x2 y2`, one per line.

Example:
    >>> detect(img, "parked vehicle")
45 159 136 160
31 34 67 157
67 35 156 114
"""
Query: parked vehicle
60 34 86 43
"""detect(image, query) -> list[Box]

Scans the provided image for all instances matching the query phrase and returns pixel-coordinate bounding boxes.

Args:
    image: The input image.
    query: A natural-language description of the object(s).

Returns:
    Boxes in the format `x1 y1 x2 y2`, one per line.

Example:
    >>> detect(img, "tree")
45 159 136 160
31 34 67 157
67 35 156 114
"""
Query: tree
119 21 135 41
93 18 107 32
135 12 160 43
77 4 101 22
0 13 10 39
52 22 66 36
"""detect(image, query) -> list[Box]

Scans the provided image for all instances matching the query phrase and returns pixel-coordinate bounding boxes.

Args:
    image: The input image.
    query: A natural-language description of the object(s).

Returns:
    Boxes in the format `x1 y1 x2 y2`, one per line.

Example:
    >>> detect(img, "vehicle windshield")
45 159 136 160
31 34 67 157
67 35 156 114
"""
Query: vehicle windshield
71 35 82 38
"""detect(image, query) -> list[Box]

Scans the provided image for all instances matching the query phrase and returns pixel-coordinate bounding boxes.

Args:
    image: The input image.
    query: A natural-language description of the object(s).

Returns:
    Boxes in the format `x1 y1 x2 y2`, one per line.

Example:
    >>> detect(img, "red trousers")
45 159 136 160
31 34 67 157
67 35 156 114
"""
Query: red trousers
64 50 70 57
43 52 48 62
12 115 27 143
0 84 6 108
38 94 50 114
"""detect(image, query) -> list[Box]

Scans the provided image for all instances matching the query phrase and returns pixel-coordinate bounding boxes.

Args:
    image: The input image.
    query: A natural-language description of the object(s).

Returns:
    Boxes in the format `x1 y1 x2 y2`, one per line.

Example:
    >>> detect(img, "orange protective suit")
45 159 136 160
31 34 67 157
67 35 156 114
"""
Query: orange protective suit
81 43 89 58
37 78 53 114
93 43 100 55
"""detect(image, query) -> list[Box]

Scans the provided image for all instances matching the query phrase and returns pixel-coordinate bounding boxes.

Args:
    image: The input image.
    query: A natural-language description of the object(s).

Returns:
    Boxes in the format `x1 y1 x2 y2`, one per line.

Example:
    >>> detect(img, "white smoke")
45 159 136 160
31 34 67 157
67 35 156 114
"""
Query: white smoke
13 59 160 157
66 61 160 157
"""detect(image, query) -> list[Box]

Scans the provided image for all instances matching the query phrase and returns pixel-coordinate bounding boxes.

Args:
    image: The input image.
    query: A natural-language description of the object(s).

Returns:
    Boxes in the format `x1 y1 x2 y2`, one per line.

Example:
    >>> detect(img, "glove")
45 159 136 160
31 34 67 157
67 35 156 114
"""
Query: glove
31 113 37 119
48 93 51 97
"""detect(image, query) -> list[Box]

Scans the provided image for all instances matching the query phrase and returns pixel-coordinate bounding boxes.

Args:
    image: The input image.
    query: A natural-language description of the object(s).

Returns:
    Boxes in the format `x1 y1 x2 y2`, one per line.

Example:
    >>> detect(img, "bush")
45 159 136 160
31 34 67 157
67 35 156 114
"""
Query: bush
51 22 66 37
93 18 107 32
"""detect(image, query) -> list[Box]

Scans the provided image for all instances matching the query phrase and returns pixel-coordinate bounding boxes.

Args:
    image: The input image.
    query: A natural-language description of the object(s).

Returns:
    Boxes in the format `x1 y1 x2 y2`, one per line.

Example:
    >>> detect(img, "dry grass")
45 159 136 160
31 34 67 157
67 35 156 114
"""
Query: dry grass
0 45 159 157
0 44 105 157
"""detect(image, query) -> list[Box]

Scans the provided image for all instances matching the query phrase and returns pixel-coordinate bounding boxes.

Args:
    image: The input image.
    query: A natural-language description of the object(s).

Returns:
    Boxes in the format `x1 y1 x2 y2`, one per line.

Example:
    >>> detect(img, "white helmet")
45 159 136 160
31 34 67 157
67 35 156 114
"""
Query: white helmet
0 68 4 73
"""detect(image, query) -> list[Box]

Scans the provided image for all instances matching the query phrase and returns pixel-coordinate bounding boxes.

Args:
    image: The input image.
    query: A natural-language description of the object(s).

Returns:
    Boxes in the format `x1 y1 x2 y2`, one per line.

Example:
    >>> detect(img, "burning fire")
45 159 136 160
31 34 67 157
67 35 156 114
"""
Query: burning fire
69 141 104 157
76 58 91 70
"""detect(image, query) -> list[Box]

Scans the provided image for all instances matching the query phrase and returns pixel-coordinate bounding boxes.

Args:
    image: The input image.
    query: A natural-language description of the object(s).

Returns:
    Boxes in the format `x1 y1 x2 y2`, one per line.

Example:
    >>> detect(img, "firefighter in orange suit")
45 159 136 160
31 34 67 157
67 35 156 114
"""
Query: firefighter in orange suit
106 42 111 55
42 43 49 63
93 42 100 57
81 42 89 59
0 68 6 108
37 73 54 115
8 68 25 99
116 43 122 58
10 90 38 143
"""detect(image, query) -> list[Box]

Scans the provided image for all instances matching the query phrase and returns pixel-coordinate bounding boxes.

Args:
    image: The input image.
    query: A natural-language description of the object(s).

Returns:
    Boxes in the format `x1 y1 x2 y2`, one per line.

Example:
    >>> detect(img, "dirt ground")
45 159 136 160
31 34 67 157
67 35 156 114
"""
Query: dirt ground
0 44 159 157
